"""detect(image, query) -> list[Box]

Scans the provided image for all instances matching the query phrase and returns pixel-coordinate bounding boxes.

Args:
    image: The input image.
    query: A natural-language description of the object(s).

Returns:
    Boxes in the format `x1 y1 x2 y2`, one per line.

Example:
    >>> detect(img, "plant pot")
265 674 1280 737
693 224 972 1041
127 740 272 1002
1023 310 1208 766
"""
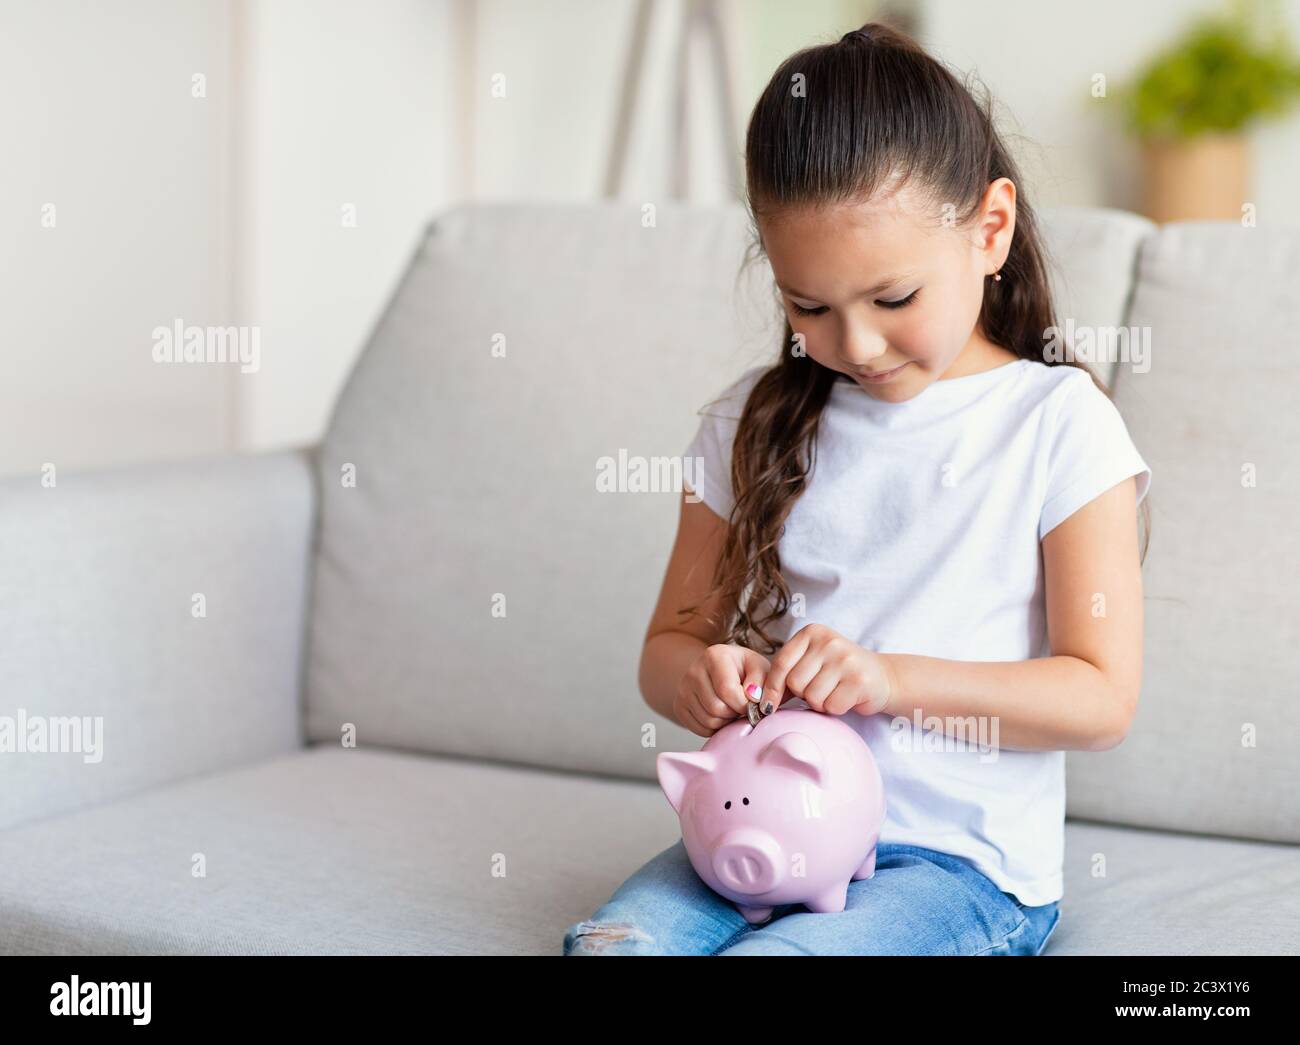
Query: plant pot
1139 132 1249 223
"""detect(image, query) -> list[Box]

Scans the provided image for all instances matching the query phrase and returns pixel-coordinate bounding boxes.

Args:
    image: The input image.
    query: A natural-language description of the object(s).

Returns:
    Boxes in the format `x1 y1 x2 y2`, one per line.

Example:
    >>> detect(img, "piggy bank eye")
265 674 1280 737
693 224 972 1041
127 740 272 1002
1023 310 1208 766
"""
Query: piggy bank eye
742 797 749 805
724 801 731 809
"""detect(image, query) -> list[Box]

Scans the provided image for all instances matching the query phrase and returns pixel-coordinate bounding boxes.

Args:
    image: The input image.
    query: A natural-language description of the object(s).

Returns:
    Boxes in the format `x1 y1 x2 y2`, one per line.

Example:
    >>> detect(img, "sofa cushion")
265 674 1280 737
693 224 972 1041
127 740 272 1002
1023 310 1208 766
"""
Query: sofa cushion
0 746 682 956
304 201 774 778
0 746 1293 955
1050 820 1300 955
304 200 1157 781
1067 221 1300 845
0 450 313 831
1036 204 1156 390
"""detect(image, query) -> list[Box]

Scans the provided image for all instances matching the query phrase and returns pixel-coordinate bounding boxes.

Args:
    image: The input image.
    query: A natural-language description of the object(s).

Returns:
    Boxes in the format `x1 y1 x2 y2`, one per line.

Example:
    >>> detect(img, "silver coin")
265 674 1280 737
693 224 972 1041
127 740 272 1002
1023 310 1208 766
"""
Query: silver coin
746 701 761 727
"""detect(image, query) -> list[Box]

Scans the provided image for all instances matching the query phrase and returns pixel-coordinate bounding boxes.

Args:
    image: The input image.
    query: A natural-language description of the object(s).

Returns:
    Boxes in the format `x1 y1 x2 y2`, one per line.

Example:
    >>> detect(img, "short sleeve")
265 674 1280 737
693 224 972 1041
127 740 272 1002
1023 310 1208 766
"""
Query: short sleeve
682 365 767 520
1039 373 1151 541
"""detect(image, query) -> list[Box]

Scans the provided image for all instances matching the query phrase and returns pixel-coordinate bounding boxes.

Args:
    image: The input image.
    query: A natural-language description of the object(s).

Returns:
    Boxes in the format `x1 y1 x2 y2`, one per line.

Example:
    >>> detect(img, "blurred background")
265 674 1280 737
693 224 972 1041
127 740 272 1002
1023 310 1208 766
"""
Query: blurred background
4 0 1299 478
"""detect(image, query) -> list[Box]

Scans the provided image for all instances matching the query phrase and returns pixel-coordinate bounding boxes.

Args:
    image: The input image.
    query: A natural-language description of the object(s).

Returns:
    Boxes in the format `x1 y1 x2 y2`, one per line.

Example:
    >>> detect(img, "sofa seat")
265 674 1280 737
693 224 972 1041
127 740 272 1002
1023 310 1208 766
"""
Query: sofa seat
1049 820 1300 955
1 746 1294 955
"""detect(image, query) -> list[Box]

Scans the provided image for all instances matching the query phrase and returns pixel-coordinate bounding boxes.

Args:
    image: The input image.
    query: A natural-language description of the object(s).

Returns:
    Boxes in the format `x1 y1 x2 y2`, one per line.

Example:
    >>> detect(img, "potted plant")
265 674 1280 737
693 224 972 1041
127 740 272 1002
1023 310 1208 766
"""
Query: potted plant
1118 0 1300 223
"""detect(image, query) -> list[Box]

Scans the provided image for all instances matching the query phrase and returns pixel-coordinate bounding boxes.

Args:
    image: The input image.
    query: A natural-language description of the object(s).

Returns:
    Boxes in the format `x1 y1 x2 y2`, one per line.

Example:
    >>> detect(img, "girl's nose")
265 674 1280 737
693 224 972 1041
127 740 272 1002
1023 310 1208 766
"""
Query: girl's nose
840 330 890 368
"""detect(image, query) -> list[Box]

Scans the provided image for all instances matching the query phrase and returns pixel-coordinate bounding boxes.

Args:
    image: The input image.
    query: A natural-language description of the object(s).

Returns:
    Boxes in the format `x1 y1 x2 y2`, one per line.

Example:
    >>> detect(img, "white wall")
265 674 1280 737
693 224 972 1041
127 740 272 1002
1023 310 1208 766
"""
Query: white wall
6 0 1298 474
920 0 1300 220
242 0 1300 456
238 0 857 450
0 0 236 478
0 0 457 475
235 0 453 452
194 0 754 454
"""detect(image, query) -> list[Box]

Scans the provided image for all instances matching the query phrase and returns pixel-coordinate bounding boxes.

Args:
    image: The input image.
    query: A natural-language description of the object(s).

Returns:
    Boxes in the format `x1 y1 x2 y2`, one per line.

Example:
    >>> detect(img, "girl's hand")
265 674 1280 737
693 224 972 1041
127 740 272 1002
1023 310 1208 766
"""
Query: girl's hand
676 643 771 738
764 623 897 717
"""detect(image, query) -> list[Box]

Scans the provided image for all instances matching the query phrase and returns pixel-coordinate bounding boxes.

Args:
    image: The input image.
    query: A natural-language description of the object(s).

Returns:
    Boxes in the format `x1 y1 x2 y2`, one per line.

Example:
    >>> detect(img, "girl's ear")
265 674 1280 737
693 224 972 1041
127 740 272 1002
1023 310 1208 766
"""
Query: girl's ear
976 177 1017 261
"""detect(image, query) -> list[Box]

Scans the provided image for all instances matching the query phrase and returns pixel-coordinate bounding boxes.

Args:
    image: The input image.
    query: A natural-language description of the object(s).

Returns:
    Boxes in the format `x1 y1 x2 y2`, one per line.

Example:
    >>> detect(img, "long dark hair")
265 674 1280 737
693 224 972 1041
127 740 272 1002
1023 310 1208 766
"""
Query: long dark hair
683 21 1151 655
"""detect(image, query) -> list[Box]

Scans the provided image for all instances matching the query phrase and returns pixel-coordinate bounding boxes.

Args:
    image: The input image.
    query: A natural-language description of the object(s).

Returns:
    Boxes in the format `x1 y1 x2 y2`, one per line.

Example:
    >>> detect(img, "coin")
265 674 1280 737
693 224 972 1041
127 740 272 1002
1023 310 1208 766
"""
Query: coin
747 701 761 727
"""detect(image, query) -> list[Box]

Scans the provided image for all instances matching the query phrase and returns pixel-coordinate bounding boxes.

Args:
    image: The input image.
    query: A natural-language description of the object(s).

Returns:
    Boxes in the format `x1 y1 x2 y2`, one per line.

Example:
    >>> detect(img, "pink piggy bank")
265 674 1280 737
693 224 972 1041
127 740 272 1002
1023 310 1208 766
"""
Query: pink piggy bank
657 708 886 924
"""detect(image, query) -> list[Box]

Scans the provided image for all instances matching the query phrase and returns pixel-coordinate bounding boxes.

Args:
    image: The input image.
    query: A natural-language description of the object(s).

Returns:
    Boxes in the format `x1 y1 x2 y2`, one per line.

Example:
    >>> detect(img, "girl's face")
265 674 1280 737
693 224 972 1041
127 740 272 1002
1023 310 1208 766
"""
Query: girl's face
758 178 1016 402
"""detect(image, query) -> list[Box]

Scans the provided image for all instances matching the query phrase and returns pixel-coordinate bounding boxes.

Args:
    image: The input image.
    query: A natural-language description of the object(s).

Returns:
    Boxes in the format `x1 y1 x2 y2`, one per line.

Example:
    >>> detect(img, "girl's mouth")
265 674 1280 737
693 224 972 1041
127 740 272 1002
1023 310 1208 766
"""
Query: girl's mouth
856 362 909 383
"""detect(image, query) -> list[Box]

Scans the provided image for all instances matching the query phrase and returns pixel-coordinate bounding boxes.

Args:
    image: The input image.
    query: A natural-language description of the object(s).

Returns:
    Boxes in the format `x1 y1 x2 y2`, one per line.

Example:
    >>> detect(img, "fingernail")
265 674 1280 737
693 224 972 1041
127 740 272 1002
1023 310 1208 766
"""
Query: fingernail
761 701 773 715
745 684 762 702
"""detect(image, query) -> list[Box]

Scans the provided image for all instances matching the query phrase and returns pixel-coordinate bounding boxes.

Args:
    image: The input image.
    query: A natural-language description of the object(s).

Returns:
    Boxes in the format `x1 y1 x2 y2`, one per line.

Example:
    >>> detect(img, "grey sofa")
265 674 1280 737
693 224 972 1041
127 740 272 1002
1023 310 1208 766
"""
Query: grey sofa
2 201 1297 955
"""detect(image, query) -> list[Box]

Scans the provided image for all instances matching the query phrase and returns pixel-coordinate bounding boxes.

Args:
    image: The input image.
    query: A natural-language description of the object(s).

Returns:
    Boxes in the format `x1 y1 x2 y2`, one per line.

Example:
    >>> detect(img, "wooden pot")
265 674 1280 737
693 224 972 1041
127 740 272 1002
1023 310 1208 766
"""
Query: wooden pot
1139 132 1249 224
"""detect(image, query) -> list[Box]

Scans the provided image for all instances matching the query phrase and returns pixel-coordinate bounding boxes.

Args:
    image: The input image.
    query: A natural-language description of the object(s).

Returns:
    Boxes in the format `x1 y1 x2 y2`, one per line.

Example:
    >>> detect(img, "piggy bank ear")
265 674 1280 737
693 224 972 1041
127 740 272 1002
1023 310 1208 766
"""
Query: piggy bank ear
757 731 826 787
657 751 717 814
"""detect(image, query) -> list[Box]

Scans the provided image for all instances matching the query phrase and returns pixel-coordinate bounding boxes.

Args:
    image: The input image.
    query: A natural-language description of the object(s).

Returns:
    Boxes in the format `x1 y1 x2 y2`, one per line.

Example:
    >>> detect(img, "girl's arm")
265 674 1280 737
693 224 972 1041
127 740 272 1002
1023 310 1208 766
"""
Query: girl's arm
880 476 1144 752
638 490 735 726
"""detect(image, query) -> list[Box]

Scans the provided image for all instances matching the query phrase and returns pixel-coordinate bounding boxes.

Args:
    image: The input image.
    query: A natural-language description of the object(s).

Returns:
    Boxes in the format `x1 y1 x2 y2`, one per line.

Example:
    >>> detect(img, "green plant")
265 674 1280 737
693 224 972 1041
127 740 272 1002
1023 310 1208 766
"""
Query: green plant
1119 0 1300 140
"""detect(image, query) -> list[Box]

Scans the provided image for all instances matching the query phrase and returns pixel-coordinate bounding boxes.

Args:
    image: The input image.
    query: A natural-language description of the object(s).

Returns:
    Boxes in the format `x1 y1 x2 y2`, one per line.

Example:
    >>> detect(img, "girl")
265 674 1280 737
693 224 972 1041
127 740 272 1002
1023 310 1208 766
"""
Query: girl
564 21 1150 956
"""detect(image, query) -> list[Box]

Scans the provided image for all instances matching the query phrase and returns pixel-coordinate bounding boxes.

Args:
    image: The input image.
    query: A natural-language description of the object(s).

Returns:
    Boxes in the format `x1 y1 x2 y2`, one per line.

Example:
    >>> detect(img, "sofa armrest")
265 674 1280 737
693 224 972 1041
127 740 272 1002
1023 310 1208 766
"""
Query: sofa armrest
0 449 317 830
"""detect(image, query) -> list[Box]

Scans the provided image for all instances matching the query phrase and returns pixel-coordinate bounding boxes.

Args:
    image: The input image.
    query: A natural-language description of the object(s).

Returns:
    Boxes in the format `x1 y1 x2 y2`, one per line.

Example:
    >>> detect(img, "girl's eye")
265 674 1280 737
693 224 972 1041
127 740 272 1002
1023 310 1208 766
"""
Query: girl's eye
878 289 919 310
790 289 919 316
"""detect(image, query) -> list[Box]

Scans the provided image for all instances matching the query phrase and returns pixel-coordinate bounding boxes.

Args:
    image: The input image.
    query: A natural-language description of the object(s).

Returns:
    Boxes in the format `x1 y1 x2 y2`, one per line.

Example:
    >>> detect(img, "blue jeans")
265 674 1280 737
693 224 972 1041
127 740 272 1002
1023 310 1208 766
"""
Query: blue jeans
563 838 1061 955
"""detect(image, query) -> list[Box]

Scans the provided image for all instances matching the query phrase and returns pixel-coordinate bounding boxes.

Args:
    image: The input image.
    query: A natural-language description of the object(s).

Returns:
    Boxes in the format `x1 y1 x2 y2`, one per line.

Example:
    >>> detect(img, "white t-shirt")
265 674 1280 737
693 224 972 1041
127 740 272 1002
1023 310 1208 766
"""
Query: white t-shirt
682 357 1151 906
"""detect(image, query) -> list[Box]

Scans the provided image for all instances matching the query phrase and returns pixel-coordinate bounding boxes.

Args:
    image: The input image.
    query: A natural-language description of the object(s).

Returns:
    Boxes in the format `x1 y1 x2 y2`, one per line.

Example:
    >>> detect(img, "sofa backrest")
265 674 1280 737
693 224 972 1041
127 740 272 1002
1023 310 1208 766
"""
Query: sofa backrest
304 201 775 779
1068 220 1300 845
304 201 1299 847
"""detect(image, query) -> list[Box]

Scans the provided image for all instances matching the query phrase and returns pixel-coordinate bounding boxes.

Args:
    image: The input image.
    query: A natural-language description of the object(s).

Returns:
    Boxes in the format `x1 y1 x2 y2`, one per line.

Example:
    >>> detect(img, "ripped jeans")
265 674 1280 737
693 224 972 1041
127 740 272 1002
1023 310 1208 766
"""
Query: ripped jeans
563 838 1061 956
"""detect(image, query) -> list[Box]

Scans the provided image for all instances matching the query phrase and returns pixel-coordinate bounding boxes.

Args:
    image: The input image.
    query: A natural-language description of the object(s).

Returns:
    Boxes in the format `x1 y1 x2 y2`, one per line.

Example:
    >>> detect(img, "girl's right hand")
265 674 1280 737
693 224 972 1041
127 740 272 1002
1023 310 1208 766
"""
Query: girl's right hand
675 643 771 738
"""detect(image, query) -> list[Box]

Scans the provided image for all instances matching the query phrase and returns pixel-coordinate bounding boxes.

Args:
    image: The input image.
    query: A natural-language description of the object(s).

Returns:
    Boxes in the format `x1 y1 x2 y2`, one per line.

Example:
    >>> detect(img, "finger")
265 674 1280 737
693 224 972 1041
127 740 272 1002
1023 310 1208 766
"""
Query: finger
823 678 860 717
763 627 813 706
775 640 825 709
740 650 773 712
687 673 736 729
786 654 827 711
678 676 714 729
693 690 731 729
679 697 712 738
695 702 734 733
801 660 841 712
704 652 749 716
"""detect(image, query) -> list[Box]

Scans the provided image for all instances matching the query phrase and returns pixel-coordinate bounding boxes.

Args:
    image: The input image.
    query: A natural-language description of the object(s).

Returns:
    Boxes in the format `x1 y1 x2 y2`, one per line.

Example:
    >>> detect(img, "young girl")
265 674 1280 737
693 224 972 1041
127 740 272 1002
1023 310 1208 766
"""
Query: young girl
564 21 1150 956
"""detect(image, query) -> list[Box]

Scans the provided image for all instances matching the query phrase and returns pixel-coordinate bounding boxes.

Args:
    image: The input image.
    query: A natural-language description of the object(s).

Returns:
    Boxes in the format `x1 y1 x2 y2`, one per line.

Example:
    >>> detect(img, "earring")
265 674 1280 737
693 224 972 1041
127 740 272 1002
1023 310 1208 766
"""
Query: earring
992 269 1002 282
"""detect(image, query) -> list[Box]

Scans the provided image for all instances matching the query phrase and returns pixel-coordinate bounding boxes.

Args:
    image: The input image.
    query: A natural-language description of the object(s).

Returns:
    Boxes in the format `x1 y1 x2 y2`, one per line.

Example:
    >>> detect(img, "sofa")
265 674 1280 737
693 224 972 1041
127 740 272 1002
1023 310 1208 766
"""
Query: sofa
2 200 1297 955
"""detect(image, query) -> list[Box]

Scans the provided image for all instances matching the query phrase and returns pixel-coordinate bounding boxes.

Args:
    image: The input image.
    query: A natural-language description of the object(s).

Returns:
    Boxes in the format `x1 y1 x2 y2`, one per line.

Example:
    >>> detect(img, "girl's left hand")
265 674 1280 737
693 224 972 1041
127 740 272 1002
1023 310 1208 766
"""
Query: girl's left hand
763 623 898 717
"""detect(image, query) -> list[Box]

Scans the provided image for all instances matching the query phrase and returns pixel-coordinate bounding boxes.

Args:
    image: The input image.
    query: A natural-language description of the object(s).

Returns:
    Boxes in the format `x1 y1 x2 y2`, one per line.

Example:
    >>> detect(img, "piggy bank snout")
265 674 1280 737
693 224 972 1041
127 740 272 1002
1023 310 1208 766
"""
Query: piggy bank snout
711 828 784 896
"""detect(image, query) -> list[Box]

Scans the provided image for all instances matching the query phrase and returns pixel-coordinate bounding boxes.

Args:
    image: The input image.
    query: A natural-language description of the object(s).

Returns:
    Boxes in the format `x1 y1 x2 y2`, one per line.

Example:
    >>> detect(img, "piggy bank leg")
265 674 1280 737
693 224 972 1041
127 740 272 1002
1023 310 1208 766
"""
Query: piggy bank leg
738 904 775 924
851 847 877 881
802 881 850 914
